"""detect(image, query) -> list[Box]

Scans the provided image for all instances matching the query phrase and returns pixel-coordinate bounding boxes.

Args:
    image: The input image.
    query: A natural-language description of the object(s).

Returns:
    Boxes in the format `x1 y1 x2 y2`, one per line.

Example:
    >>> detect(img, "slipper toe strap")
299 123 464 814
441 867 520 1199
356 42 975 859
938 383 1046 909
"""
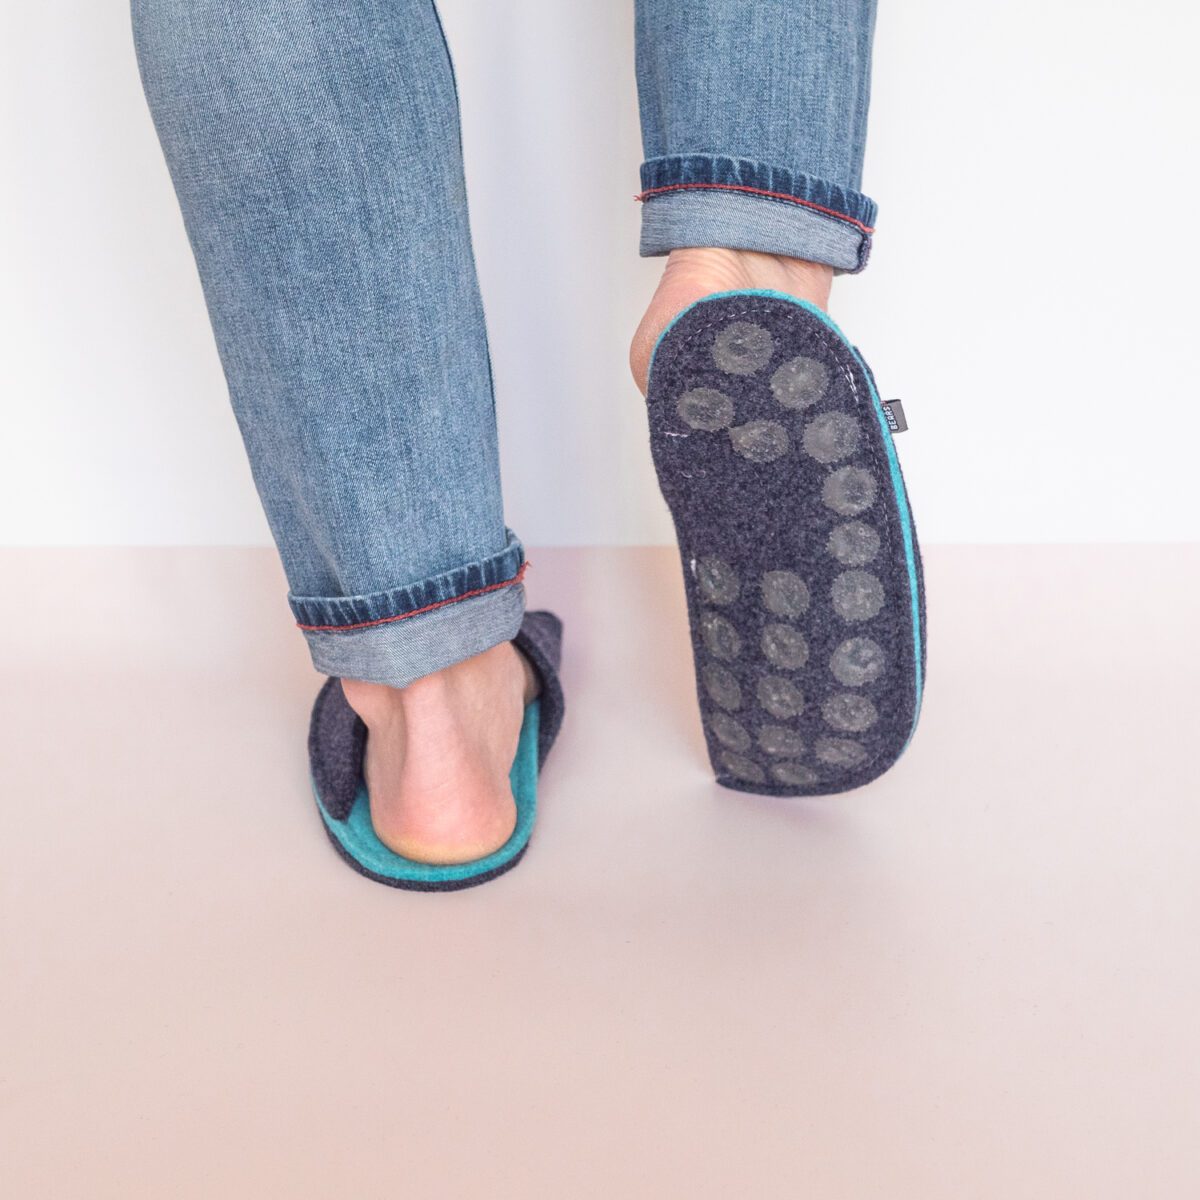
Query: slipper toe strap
514 610 566 769
308 677 366 822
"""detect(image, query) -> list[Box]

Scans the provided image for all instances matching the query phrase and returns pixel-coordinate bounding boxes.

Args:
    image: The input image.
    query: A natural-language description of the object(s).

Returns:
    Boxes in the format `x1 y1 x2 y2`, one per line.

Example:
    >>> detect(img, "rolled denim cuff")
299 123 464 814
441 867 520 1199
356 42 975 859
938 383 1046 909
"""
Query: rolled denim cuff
637 155 877 274
288 527 528 688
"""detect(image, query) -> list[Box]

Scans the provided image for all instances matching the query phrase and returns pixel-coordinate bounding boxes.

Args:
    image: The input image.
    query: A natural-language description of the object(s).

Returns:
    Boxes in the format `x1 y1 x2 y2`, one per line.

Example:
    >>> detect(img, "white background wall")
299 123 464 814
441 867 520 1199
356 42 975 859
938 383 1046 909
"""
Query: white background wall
2 1 1197 547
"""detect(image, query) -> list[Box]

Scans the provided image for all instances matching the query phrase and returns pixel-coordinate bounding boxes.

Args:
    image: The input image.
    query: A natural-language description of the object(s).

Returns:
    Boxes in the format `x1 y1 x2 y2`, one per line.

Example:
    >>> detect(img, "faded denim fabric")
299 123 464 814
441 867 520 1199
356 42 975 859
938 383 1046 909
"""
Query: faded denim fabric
635 0 879 270
132 0 878 687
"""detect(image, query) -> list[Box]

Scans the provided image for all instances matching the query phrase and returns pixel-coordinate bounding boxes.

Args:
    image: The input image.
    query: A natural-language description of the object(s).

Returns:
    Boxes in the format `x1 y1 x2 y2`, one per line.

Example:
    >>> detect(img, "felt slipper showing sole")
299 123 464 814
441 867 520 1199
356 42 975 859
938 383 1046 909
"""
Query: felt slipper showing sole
307 610 565 891
646 289 925 797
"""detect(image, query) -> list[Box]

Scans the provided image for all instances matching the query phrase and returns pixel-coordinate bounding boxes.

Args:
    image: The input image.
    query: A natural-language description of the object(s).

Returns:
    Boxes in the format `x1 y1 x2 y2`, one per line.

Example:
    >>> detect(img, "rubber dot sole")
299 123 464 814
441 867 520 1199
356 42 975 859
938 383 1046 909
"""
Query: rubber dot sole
645 291 926 797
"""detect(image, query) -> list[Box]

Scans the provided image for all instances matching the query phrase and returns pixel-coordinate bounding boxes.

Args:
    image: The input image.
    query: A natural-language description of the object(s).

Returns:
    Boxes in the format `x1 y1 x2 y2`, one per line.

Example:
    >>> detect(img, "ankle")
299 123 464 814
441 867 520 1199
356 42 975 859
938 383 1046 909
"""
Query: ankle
340 640 529 731
340 662 455 731
630 247 834 395
663 247 833 308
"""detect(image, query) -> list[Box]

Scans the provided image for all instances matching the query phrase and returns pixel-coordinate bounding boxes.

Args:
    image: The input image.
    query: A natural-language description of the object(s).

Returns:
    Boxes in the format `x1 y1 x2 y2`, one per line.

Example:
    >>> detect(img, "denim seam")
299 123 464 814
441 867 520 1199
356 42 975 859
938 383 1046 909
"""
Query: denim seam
639 154 878 228
288 526 525 629
294 560 529 633
636 182 875 237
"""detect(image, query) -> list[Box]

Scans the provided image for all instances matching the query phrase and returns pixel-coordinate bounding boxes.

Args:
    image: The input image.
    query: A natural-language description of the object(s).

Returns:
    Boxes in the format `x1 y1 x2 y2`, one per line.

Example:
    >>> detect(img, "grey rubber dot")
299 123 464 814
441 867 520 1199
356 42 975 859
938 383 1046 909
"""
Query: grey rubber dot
712 322 774 375
770 356 829 410
702 662 743 711
822 466 878 516
829 637 886 686
710 712 752 752
757 676 805 719
772 761 819 787
831 570 885 622
761 570 810 618
677 388 734 431
700 610 742 660
721 750 766 783
757 725 805 756
729 420 789 463
822 692 879 733
696 555 740 605
802 412 861 464
828 521 880 566
761 623 809 670
815 738 869 768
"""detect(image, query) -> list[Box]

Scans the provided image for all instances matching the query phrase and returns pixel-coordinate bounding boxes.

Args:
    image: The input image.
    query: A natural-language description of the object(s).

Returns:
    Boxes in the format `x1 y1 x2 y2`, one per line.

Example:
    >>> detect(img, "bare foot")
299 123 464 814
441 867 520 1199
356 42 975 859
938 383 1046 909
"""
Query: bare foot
630 247 834 396
340 641 539 865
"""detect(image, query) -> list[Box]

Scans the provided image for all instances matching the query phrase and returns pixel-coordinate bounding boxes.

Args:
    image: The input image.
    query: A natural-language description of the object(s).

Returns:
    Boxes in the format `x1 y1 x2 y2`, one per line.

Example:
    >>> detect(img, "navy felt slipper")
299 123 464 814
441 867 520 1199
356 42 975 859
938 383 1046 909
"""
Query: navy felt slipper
307 610 565 891
646 289 925 797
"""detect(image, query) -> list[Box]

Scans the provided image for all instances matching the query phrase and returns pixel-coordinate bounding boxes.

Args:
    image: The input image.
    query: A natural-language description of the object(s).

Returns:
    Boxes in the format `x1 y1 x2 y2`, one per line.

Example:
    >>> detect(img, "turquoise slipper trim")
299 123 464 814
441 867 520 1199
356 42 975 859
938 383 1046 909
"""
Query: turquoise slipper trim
313 699 541 886
648 288 924 739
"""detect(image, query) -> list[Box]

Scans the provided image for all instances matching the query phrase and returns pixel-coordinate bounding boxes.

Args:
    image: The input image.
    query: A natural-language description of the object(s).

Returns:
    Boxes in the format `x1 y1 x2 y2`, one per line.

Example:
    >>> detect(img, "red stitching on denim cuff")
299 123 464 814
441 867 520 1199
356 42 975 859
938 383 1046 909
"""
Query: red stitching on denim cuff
634 182 875 236
295 559 530 633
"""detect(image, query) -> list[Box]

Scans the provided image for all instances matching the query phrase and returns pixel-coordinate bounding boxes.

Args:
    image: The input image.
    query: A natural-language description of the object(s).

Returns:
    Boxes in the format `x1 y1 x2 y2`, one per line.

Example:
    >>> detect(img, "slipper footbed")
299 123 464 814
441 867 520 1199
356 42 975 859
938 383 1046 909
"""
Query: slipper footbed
311 699 540 891
307 608 565 891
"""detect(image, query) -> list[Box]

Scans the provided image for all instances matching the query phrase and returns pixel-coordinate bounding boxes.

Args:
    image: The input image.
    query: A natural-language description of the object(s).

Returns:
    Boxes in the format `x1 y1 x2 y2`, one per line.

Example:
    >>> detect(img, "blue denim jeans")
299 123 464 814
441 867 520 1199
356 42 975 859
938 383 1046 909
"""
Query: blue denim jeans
132 0 878 687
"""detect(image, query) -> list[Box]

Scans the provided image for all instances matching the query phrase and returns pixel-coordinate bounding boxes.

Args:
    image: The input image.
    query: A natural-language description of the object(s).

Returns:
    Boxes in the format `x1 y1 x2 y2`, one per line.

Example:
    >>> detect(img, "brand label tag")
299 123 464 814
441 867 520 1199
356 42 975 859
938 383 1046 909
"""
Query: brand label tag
881 399 908 433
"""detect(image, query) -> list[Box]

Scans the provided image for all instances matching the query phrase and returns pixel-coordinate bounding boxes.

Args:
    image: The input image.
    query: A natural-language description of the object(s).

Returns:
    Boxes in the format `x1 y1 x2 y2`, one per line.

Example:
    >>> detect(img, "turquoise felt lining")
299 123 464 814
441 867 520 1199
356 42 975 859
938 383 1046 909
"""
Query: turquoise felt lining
313 699 541 885
648 288 924 738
